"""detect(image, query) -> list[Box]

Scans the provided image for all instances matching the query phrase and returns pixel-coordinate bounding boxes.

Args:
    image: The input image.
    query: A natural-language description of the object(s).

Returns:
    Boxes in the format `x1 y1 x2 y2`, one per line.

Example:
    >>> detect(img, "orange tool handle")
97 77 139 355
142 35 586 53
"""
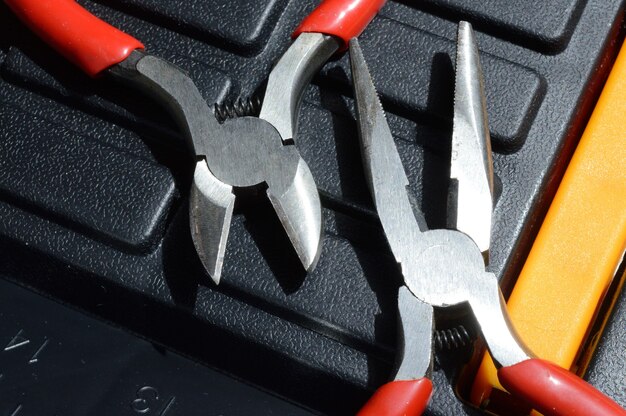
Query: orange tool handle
356 378 433 416
293 0 386 49
4 0 144 77
498 359 626 416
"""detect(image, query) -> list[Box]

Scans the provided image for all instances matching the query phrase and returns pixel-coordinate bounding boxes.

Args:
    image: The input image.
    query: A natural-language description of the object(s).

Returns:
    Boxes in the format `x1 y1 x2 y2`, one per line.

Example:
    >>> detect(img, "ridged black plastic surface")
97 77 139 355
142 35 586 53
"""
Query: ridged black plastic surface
0 1 624 415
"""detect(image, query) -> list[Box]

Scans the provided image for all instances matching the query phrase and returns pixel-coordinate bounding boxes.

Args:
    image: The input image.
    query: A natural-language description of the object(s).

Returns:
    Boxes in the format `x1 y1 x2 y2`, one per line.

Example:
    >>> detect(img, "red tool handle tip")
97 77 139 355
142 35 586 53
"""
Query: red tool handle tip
5 0 144 77
292 0 386 49
357 378 433 416
498 358 626 416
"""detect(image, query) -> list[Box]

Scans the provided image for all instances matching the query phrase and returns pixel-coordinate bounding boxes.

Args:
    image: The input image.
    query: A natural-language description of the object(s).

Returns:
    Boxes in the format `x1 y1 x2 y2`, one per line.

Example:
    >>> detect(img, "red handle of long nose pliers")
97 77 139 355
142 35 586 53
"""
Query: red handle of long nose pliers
4 0 143 77
356 378 433 416
498 358 626 416
293 0 386 50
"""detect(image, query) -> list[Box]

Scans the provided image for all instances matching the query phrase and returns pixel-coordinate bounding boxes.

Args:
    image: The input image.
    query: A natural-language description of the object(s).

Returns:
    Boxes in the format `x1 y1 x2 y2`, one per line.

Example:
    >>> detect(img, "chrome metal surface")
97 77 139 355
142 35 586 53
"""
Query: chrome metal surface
206 116 323 273
449 22 494 256
394 287 434 381
259 33 341 144
111 51 221 157
468 277 534 368
190 161 235 284
350 34 531 369
266 157 322 272
110 51 323 283
198 117 298 188
349 38 427 269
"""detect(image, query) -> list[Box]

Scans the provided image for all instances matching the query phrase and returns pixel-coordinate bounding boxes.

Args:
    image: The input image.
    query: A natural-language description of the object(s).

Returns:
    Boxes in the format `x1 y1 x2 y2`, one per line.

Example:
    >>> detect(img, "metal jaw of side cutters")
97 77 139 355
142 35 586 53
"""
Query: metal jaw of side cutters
349 22 534 384
109 33 339 284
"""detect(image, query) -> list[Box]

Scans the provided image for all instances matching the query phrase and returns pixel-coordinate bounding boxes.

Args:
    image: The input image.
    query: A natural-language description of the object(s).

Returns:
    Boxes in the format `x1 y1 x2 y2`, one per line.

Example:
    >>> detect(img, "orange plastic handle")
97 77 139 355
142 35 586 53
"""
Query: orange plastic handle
293 0 386 49
498 359 626 416
4 0 144 77
356 378 433 416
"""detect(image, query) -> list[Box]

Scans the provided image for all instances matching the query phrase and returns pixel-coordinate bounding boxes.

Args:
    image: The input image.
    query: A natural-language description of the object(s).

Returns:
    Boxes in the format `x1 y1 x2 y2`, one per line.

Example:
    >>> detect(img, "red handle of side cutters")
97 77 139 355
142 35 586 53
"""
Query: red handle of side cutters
293 0 386 50
498 358 626 416
4 0 143 77
356 378 433 416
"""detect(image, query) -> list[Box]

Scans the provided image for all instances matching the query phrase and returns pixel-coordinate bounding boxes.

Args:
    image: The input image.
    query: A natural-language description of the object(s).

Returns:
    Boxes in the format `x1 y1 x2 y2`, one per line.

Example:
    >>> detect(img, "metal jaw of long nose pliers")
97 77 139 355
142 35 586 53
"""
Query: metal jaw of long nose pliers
350 23 626 416
4 0 387 284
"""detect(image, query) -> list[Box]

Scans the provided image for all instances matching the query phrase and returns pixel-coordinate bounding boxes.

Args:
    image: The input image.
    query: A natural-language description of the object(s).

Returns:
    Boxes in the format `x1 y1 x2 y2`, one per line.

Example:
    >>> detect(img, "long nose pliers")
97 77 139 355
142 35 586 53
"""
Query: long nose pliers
350 22 626 416
4 0 386 284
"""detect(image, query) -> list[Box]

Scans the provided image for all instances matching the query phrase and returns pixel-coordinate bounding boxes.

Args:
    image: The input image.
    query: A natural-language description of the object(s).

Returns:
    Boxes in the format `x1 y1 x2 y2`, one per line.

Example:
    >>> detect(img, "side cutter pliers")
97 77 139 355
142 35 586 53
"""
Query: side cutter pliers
350 22 626 416
4 0 386 284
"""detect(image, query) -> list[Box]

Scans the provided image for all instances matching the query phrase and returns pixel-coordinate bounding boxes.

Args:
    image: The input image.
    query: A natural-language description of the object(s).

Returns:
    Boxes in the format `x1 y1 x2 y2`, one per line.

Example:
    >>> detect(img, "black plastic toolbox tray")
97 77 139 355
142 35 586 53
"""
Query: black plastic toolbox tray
414 0 585 51
0 275 314 415
0 0 624 415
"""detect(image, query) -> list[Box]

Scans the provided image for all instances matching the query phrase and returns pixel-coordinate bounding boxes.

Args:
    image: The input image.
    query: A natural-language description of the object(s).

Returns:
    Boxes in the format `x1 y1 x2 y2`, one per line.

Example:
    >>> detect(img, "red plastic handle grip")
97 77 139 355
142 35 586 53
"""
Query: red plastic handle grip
4 0 144 77
292 0 386 49
356 378 433 416
498 358 626 416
